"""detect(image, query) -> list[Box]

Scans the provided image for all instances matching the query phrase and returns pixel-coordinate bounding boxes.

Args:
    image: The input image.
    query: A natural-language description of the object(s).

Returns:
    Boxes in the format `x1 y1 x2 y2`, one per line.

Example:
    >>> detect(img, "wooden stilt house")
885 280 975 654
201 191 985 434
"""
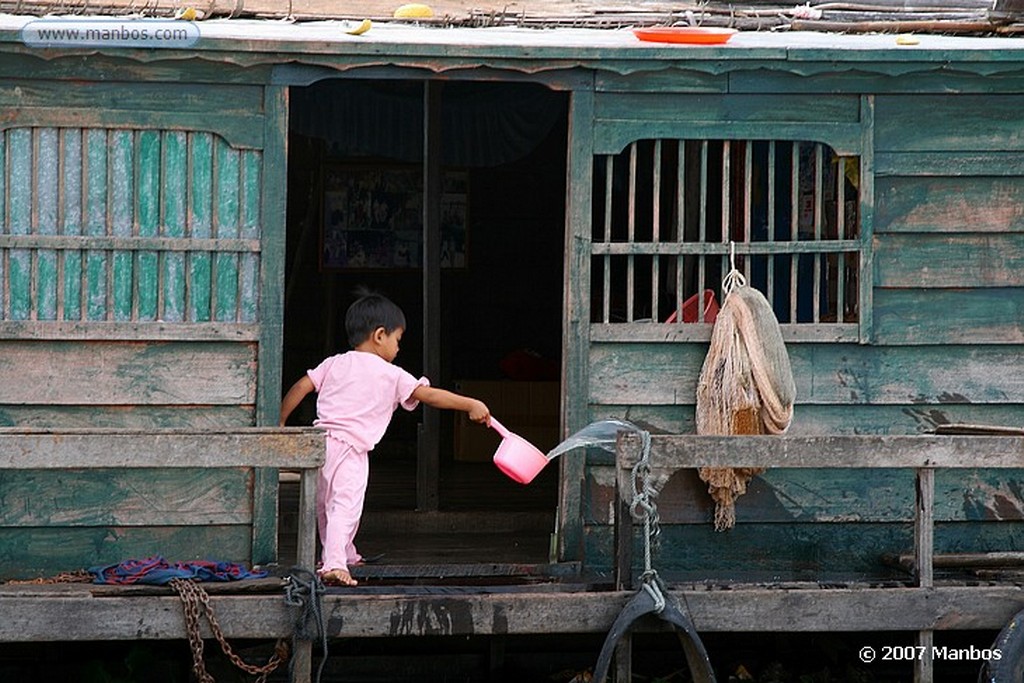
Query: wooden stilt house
0 12 1022 681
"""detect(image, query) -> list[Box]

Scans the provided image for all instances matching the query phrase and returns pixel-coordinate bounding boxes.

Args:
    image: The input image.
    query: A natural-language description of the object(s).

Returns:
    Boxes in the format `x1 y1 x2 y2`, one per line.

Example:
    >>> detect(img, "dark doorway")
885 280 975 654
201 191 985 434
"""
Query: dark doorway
282 78 568 562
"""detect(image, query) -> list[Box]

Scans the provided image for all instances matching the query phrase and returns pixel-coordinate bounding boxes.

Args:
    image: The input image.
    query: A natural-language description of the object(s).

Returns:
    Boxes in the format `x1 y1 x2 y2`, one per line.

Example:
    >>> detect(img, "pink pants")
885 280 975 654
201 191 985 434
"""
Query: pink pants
317 436 368 572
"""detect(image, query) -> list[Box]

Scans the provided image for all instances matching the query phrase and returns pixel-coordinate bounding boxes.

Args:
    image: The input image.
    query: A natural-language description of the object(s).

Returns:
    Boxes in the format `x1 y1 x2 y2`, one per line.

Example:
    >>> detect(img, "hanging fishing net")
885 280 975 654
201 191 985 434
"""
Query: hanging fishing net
696 257 795 531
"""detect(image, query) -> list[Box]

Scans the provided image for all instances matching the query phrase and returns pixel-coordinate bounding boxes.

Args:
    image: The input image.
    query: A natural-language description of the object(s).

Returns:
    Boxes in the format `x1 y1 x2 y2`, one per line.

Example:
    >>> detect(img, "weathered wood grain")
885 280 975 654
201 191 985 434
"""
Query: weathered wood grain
877 152 1024 177
595 93 861 124
588 342 1024 405
605 403 1024 437
190 133 215 323
876 176 1024 233
0 469 253 526
618 434 1024 470
595 121 864 158
0 428 322 578
0 340 257 404
560 88 597 564
0 525 253 580
875 233 1024 287
163 131 188 323
594 434 1024 577
0 111 263 151
876 95 1024 153
0 235 261 252
0 321 261 341
590 403 1024 437
0 585 1020 641
239 148 262 324
584 522 1024 577
0 404 254 428
874 288 1024 345
250 86 288 567
0 429 324 469
590 322 860 344
215 137 242 323
0 54 274 85
0 125 263 327
583 466 1024 524
0 80 264 114
595 68 727 94
732 69 1024 97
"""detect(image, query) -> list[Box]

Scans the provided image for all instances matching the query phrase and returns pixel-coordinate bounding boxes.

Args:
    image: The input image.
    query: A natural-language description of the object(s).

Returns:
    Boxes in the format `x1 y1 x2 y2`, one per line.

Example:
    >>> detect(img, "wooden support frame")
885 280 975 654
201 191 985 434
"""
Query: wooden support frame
0 427 324 683
2 584 1023 641
615 432 1024 683
418 80 442 512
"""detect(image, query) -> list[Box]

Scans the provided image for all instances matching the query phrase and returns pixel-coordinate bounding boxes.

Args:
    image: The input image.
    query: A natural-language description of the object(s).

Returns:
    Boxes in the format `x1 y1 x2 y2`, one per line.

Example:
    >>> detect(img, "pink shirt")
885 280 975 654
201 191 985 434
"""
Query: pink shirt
307 351 429 452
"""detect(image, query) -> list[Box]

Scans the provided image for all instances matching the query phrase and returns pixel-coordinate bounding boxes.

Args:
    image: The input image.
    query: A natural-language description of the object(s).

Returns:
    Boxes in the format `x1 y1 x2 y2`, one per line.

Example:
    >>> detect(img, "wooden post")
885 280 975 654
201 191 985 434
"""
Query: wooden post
418 80 442 512
614 433 637 592
914 467 935 683
914 468 935 588
559 87 595 562
291 466 319 683
613 433 639 683
613 461 634 683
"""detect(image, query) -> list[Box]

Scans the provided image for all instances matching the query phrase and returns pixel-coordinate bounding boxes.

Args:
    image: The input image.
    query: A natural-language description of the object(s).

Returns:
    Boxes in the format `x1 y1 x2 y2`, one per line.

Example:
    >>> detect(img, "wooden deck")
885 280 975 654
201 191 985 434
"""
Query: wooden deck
1 578 1020 641
278 452 559 566
3 431 1024 683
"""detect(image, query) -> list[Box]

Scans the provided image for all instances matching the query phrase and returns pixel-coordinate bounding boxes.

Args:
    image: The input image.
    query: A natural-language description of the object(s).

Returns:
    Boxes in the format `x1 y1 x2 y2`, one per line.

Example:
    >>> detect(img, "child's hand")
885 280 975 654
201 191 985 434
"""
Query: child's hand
468 400 490 426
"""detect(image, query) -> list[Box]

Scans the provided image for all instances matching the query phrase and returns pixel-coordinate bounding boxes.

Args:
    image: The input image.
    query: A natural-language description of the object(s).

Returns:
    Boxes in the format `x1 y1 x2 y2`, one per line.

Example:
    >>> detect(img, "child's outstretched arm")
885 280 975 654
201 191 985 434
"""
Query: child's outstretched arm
411 386 490 425
279 375 316 426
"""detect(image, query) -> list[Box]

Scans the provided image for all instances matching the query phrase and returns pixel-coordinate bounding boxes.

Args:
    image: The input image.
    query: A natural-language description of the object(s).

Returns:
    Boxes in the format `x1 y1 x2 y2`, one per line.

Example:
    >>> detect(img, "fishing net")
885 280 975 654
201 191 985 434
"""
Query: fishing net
696 260 795 531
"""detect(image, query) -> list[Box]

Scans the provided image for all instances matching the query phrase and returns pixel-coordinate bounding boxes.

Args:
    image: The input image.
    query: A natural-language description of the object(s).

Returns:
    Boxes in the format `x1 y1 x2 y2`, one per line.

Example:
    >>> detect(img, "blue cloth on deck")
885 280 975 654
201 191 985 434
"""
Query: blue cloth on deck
89 555 268 585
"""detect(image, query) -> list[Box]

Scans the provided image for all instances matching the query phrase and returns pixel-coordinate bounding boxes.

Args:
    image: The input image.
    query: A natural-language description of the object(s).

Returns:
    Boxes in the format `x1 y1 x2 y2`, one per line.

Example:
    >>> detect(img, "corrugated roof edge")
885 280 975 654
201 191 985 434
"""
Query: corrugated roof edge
4 14 1024 73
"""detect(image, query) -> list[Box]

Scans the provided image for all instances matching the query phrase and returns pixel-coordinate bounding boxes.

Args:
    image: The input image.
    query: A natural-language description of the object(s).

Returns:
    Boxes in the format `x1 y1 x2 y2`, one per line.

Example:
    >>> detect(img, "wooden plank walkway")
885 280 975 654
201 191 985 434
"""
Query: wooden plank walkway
0 427 325 683
613 431 1024 682
2 431 1024 683
1 580 1021 641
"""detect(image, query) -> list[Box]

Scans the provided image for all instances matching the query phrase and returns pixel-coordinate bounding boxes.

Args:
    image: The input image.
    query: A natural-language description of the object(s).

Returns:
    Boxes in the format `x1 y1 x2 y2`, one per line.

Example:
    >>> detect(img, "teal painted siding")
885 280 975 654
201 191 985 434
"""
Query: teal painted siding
572 89 1024 578
0 127 263 328
0 79 283 578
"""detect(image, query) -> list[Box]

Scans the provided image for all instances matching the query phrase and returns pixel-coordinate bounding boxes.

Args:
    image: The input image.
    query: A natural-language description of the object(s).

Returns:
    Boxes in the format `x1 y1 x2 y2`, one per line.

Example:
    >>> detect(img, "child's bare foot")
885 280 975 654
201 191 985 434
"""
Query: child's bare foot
320 568 357 586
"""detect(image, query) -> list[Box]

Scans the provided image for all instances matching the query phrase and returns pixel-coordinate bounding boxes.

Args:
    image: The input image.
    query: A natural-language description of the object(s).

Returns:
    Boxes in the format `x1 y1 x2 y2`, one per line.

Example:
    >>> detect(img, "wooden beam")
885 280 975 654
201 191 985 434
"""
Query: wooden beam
1 585 1022 642
915 468 935 588
915 629 934 683
893 552 1024 570
914 467 936 683
0 428 324 469
559 86 596 563
618 434 1024 471
418 80 442 512
0 321 260 341
0 235 261 252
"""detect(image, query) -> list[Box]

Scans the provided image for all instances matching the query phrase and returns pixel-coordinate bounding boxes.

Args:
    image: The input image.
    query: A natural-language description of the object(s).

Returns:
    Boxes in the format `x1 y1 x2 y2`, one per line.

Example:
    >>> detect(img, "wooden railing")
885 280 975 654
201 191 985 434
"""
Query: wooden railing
0 427 325 682
0 427 324 571
615 432 1024 683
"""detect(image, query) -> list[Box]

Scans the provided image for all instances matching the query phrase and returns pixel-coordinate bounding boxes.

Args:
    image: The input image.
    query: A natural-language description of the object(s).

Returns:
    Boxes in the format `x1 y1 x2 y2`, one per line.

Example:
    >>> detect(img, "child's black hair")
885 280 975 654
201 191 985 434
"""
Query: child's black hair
345 288 406 348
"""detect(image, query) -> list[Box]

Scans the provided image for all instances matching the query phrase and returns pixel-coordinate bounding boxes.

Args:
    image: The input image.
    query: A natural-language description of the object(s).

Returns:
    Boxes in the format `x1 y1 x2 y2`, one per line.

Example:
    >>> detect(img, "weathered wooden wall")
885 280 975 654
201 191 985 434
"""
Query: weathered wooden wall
567 80 1024 579
0 59 287 578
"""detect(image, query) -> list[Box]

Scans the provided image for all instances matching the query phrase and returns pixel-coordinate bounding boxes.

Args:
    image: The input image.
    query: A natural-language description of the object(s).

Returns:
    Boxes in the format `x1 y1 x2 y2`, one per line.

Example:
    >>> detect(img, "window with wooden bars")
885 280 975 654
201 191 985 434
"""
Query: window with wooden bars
0 127 262 335
590 138 864 341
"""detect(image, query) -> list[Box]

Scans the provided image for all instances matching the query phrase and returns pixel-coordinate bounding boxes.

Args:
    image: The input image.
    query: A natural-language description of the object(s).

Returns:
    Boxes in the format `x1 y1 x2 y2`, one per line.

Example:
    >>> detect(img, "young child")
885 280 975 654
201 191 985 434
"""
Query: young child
279 291 491 587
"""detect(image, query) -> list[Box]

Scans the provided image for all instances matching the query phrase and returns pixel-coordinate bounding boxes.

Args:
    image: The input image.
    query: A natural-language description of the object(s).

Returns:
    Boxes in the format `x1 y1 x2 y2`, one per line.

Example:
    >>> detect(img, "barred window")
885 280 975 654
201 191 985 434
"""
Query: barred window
590 139 864 341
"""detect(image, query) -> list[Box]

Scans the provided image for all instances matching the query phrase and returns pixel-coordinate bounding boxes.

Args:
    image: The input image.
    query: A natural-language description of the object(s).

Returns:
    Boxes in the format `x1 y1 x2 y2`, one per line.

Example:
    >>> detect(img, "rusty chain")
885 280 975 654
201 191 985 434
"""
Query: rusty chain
170 577 288 683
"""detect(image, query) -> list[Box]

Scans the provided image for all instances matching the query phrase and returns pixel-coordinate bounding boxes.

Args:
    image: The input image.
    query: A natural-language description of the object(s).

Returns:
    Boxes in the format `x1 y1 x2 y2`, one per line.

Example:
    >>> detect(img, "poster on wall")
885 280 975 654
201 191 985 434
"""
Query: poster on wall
321 165 468 270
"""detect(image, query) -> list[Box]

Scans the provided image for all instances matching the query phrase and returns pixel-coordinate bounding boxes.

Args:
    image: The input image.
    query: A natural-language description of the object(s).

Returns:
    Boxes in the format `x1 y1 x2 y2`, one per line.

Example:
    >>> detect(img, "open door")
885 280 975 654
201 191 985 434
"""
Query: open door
283 77 568 563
